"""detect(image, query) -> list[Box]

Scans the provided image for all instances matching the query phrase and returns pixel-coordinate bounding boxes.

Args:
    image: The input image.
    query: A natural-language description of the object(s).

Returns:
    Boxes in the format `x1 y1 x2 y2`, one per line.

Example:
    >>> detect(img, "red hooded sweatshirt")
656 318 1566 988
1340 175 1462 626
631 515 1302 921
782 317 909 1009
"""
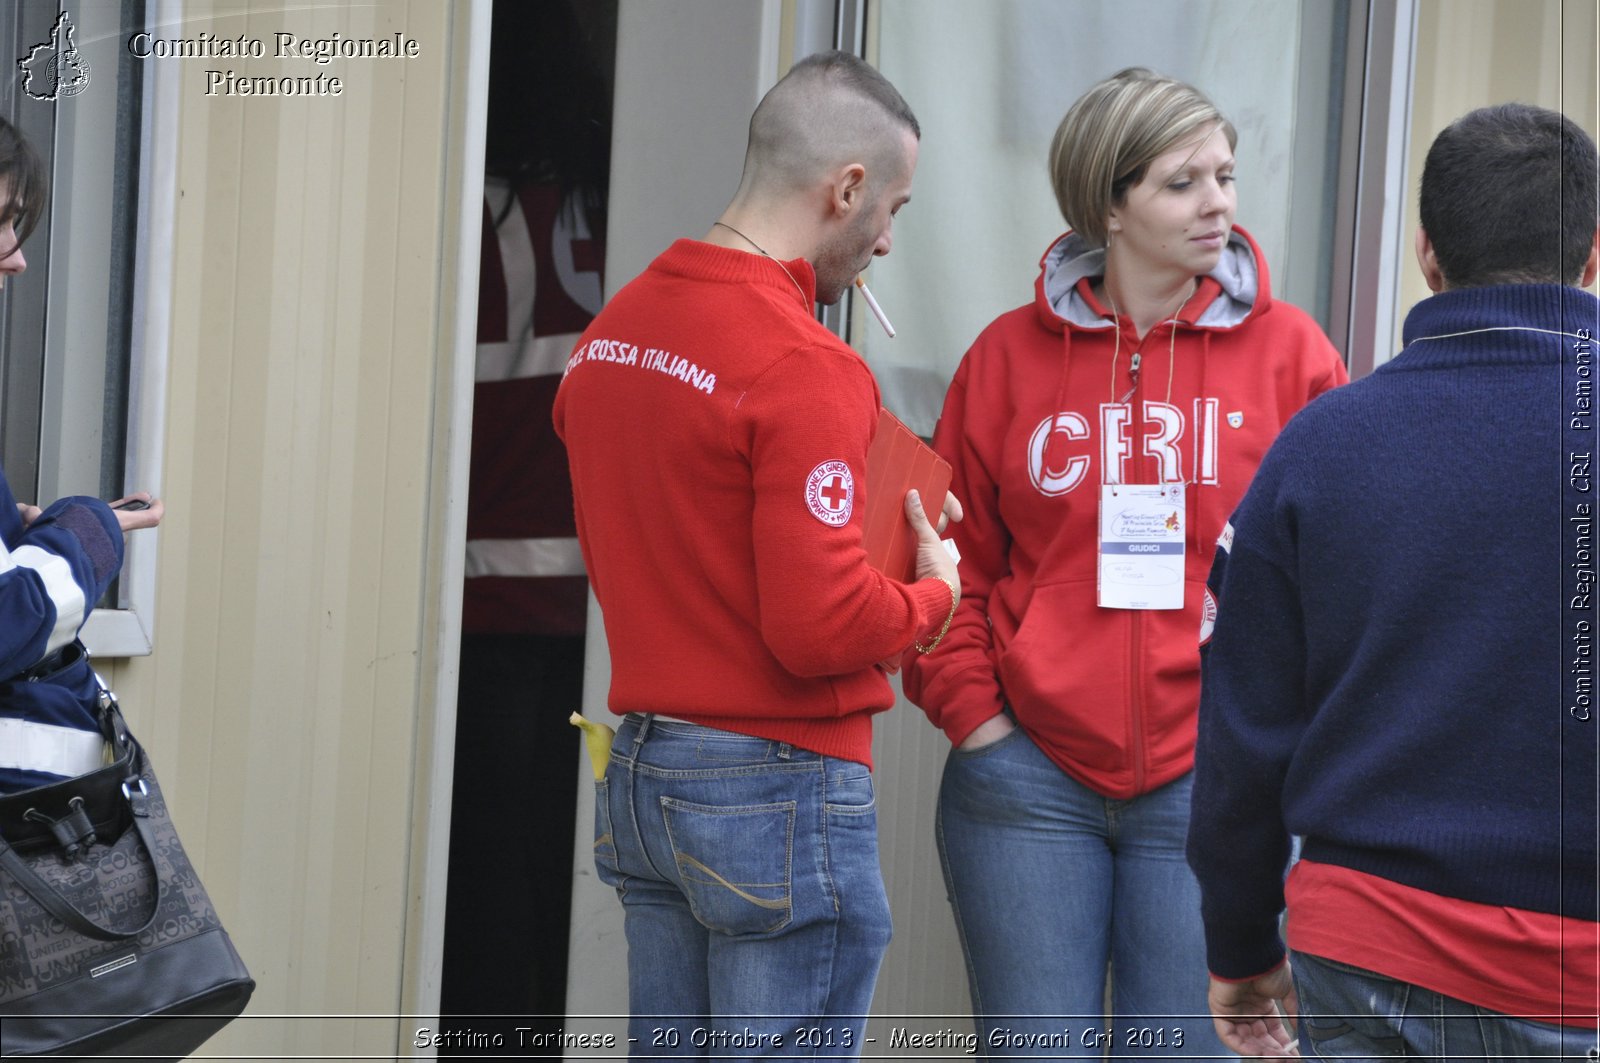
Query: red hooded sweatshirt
903 227 1347 798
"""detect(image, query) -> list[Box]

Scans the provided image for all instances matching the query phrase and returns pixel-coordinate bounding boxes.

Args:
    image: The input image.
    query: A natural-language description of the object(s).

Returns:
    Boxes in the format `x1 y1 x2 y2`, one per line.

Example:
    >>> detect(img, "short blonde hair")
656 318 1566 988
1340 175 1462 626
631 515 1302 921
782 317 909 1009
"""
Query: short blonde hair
1049 68 1236 248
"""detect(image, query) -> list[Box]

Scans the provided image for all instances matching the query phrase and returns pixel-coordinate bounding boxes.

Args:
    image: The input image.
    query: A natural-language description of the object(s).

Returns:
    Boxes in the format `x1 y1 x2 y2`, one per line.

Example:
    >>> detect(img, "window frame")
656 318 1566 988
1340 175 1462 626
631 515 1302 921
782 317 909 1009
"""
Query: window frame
78 0 179 658
1338 0 1420 379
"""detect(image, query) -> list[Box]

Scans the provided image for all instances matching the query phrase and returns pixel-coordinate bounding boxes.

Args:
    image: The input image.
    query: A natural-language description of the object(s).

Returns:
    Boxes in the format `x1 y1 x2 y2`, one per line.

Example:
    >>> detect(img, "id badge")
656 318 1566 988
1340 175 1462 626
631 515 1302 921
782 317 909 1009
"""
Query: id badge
1098 483 1185 610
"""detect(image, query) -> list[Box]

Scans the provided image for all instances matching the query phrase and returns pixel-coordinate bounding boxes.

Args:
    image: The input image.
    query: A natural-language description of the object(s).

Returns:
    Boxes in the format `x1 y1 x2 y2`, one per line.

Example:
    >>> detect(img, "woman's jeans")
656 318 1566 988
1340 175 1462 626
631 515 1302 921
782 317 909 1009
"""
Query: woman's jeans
936 724 1229 1060
1293 951 1600 1060
595 714 891 1060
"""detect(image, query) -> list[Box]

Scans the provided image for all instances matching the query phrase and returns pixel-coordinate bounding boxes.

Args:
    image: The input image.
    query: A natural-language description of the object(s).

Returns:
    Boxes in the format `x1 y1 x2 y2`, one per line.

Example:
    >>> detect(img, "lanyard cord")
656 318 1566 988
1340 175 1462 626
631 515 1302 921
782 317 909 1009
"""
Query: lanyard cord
1107 284 1189 406
1106 283 1206 491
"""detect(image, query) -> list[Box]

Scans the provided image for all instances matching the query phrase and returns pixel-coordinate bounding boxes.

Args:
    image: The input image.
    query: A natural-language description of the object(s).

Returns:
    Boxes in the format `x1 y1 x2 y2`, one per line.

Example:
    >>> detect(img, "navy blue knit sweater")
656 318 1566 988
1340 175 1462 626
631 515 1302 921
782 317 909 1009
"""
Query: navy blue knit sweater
0 466 123 793
1187 283 1600 980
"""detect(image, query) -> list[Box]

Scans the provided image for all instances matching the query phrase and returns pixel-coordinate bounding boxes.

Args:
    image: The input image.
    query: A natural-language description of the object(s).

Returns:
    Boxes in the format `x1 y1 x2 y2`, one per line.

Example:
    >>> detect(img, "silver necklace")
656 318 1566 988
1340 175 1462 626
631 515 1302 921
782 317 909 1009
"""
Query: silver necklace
711 221 809 306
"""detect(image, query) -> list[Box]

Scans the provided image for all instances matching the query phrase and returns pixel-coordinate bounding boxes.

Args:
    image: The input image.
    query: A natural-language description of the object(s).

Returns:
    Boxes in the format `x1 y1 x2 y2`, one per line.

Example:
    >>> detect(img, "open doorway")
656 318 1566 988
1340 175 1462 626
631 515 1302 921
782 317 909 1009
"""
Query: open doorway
440 0 617 1044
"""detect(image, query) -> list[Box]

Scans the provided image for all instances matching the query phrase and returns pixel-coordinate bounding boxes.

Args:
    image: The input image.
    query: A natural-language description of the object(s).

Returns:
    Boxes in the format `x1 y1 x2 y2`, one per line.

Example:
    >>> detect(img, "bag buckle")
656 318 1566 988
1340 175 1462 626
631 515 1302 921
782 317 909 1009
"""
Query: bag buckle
92 660 119 716
24 797 99 861
121 777 151 817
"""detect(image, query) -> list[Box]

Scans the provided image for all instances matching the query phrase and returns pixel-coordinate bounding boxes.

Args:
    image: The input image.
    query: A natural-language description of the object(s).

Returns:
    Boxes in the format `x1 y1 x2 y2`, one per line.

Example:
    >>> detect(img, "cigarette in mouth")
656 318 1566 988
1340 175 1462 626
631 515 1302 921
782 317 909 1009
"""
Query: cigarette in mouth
854 277 895 338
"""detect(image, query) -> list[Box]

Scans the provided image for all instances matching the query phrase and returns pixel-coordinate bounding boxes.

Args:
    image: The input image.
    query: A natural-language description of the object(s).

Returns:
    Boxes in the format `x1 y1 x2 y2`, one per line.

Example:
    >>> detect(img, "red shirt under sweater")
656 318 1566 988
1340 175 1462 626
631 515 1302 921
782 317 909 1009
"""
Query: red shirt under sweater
552 239 950 767
1286 860 1598 1028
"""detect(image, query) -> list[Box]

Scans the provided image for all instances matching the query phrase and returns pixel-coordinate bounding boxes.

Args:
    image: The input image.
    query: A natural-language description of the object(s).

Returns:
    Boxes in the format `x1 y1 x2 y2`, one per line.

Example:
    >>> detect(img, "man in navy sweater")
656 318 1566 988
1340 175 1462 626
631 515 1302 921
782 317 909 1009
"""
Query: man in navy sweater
1187 103 1599 1059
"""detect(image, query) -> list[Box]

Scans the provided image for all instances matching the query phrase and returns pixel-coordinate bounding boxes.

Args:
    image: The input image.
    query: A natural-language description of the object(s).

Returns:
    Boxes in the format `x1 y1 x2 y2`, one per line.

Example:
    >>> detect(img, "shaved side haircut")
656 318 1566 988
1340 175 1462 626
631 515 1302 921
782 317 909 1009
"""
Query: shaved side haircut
739 50 920 197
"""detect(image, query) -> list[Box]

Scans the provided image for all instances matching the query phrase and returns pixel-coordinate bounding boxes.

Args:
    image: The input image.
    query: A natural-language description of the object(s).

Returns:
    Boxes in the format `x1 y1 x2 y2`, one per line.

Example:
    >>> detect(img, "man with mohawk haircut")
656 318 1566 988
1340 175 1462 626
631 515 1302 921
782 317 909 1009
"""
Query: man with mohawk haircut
555 50 960 1058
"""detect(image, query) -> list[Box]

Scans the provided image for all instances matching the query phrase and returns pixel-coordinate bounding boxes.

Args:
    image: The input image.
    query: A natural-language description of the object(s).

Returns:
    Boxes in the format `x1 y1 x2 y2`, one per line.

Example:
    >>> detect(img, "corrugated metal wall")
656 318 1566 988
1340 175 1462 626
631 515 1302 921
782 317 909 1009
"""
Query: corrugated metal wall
101 1 474 1056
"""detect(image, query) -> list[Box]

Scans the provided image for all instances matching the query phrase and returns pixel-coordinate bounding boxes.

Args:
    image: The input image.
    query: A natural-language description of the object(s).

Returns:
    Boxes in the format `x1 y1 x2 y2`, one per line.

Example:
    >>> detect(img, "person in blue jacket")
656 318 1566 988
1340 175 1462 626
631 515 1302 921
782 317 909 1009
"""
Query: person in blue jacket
0 115 164 794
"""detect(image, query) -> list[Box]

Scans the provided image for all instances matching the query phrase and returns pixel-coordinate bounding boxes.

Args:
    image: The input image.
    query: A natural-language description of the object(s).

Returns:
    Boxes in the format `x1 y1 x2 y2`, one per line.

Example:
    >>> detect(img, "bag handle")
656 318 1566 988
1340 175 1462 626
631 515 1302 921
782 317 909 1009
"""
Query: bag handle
0 677 163 942
0 783 162 941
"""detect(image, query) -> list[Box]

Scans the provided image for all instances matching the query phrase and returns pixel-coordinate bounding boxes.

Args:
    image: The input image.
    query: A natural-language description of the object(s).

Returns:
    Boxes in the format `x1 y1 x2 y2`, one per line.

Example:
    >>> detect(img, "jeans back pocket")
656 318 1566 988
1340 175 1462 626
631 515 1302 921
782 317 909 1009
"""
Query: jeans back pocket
660 797 795 935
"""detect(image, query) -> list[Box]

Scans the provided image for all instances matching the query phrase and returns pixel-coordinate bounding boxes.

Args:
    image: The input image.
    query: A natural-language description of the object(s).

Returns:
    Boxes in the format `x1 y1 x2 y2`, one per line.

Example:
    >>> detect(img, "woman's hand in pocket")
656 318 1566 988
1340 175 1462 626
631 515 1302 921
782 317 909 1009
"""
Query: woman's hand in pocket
956 713 1016 752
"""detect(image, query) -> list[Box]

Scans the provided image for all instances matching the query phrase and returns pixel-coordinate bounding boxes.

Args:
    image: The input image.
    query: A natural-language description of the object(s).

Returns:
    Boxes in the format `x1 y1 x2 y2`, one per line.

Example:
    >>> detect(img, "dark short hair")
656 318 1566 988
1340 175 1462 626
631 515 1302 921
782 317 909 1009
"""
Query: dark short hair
787 49 920 140
0 117 46 249
1420 103 1598 287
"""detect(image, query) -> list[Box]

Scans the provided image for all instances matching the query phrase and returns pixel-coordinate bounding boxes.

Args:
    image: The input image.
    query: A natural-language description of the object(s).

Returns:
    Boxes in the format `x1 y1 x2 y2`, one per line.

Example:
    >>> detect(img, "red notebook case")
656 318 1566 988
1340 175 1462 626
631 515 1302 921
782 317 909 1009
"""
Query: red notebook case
862 408 952 582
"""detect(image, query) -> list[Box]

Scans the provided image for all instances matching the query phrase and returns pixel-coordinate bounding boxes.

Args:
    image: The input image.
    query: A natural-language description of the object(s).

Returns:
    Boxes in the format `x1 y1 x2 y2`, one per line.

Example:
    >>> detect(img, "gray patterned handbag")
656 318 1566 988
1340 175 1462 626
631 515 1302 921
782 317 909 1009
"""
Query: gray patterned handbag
0 666 254 1058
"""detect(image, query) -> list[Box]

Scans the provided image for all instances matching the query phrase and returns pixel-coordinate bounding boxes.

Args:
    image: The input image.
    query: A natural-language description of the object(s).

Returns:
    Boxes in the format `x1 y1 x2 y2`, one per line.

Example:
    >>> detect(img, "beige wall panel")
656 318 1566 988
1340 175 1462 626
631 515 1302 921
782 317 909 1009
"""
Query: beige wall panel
103 0 466 1056
399 0 485 1025
1402 0 1599 342
868 701 969 1021
1564 0 1600 121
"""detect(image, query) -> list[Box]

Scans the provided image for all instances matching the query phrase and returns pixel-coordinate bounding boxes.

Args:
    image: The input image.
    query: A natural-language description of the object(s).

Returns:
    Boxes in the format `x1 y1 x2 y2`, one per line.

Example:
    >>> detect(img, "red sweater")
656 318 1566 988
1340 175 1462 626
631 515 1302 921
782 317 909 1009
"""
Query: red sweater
903 228 1347 797
553 239 951 766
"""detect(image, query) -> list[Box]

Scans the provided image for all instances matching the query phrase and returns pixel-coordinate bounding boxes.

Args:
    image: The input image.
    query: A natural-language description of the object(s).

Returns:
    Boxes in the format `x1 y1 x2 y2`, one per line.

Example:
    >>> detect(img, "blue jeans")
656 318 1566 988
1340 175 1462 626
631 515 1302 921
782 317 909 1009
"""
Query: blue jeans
936 725 1229 1060
1292 951 1600 1060
595 714 892 1060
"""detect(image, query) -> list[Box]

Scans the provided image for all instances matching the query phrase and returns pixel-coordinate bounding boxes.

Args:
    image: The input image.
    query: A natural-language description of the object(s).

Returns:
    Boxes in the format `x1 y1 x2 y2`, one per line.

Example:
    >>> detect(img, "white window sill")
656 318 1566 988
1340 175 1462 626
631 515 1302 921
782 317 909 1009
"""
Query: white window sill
82 607 153 658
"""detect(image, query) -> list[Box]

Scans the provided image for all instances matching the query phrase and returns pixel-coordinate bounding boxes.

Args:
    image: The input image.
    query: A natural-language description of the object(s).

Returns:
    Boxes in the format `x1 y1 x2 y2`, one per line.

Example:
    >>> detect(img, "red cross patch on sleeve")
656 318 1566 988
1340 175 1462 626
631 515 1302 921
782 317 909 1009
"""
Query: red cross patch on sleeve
805 460 855 527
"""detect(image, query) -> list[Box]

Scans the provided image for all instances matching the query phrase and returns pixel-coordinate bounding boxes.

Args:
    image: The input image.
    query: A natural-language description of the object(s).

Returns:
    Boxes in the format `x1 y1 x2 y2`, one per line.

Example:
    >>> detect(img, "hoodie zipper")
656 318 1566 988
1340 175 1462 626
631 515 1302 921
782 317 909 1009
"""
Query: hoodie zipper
1048 242 1237 796
1123 315 1161 797
1125 314 1207 795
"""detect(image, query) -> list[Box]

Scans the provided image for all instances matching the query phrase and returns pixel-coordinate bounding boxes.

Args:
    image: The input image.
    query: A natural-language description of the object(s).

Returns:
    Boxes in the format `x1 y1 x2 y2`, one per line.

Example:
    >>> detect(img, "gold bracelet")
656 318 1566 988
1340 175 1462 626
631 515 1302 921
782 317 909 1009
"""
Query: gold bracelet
914 576 959 655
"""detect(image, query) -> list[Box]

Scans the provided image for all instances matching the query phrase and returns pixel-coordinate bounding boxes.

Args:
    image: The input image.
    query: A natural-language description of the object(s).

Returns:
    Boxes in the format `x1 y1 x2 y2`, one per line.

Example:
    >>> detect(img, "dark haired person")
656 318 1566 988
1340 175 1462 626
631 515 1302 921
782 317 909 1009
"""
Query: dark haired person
554 51 959 1058
1188 102 1600 1058
0 116 163 793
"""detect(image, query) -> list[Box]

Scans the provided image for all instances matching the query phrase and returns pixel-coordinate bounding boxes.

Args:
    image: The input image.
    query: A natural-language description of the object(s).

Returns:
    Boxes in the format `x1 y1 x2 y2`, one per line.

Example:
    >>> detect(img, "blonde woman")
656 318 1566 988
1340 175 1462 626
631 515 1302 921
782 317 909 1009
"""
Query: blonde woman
904 68 1346 1057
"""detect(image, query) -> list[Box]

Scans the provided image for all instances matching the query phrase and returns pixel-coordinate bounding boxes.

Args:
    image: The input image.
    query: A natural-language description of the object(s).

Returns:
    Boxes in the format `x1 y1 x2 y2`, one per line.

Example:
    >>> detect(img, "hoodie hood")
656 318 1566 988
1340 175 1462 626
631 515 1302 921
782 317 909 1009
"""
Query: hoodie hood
1035 225 1271 333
